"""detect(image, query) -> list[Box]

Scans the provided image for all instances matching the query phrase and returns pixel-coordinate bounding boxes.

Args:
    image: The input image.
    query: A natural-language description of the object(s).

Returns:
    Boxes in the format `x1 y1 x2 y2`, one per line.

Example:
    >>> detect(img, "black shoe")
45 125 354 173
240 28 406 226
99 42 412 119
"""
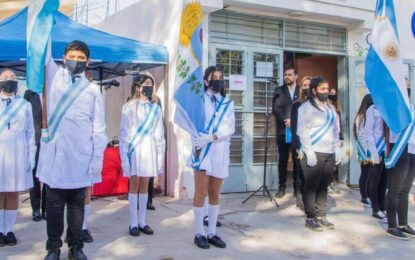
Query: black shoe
400 225 415 238
305 218 324 232
67 246 87 260
44 248 60 260
129 226 140 236
139 225 154 235
203 216 222 227
386 228 409 241
208 234 226 248
82 229 94 243
317 216 335 230
33 209 42 222
372 211 387 220
194 234 209 249
275 188 286 198
5 232 17 246
147 202 156 210
0 233 6 247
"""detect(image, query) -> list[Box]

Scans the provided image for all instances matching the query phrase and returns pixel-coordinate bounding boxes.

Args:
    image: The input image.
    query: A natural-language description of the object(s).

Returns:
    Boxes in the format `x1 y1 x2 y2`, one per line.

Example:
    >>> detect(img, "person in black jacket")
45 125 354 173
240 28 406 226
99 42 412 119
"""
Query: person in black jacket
290 76 311 209
272 67 300 198
23 89 46 221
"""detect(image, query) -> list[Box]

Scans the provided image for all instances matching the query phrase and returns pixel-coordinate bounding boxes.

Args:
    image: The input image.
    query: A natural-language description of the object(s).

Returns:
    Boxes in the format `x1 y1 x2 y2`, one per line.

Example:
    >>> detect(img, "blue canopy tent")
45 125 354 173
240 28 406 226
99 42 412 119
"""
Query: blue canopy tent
0 7 168 80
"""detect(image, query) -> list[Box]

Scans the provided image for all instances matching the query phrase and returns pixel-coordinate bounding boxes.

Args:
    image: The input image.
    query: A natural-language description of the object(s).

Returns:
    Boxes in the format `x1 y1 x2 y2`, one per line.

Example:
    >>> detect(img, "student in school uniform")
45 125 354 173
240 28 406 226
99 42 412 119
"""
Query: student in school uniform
191 66 235 249
0 69 36 246
119 72 165 237
354 94 387 220
36 41 107 260
297 77 341 232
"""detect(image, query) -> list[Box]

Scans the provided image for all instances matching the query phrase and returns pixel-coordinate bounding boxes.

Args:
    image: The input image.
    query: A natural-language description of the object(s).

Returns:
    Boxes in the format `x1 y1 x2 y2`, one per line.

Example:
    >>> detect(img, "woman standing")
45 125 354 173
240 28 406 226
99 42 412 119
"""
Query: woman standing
0 69 36 246
119 72 165 237
297 77 341 231
191 66 235 249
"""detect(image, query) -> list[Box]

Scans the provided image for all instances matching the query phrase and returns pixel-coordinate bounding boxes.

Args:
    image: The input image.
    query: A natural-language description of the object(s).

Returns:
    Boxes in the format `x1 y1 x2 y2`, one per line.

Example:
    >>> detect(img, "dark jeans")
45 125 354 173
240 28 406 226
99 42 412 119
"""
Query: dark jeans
292 150 304 205
301 153 335 219
277 136 293 189
386 148 415 228
368 161 387 212
359 163 370 199
45 185 86 250
29 146 46 213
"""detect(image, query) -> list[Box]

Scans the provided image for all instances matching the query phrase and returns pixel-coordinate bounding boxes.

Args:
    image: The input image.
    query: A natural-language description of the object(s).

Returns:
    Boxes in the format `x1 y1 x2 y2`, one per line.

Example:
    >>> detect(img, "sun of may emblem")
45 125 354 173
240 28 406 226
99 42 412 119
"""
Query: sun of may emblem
179 2 202 47
383 42 399 61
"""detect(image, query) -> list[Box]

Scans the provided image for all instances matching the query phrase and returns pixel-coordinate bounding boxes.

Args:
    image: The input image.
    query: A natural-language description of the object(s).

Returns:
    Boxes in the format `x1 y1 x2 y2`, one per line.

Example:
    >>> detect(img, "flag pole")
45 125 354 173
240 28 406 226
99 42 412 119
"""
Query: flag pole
42 65 48 129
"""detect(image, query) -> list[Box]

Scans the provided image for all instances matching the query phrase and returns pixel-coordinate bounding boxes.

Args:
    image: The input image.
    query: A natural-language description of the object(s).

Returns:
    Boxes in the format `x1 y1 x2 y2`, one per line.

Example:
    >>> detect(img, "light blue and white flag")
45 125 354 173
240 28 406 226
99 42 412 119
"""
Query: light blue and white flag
173 0 205 136
365 0 411 134
26 0 59 93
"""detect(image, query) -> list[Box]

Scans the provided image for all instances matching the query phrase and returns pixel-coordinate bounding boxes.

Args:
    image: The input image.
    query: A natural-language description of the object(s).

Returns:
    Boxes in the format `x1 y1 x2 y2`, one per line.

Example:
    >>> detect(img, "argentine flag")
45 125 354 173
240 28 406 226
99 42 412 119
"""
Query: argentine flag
365 0 411 134
26 0 59 93
173 0 205 136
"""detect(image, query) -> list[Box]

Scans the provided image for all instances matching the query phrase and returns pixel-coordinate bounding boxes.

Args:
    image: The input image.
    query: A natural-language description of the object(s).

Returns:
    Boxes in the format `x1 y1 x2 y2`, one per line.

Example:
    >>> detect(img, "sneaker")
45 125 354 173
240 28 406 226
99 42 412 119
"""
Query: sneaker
400 225 415 238
0 233 5 247
67 246 87 260
5 232 17 246
194 234 209 249
208 234 226 248
147 202 156 210
275 188 286 198
32 209 42 222
386 228 410 241
305 218 324 232
129 226 140 237
317 216 335 230
139 225 154 235
44 248 60 260
203 216 222 227
372 211 387 220
82 229 94 243
361 198 371 208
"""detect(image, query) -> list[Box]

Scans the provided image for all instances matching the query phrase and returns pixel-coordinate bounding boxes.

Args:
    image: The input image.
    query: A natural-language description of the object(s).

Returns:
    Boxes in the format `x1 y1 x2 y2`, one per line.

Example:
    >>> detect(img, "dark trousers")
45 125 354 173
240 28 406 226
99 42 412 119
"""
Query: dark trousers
292 150 304 205
277 136 293 189
29 146 46 213
386 148 415 228
45 185 86 250
301 153 335 219
368 161 387 212
359 163 370 199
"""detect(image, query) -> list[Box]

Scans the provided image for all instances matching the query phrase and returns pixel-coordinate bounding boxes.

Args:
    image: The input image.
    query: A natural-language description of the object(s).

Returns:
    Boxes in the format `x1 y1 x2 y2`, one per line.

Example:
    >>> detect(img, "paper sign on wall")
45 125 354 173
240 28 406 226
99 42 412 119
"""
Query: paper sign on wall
229 75 247 91
256 61 274 77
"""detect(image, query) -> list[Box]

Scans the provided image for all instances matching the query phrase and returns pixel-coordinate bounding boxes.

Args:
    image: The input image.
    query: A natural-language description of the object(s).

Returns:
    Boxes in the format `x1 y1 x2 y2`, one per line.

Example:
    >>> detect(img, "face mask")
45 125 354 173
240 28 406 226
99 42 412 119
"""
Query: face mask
142 86 153 100
302 89 308 97
209 80 224 93
328 94 337 101
316 92 329 102
65 60 87 75
0 80 18 94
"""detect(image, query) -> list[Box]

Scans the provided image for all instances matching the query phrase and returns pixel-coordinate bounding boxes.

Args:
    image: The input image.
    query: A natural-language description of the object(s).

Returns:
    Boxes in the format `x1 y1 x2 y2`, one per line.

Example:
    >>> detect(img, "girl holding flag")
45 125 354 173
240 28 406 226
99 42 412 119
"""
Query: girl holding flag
297 77 341 232
0 69 36 246
191 66 235 249
120 72 165 237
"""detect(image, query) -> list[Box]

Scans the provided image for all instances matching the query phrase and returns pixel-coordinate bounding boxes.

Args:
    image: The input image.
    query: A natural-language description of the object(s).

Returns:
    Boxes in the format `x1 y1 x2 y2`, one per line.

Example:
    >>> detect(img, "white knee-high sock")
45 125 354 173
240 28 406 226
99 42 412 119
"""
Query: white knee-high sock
203 197 209 217
0 209 4 234
4 210 17 233
82 204 91 230
138 193 148 228
193 206 205 236
128 193 138 228
208 204 220 236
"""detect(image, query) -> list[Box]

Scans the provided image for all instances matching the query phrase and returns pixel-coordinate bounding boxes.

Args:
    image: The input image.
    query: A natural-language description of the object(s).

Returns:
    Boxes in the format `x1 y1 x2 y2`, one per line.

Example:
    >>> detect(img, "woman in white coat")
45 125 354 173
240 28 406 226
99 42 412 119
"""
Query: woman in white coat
191 66 235 249
0 69 36 246
119 72 165 237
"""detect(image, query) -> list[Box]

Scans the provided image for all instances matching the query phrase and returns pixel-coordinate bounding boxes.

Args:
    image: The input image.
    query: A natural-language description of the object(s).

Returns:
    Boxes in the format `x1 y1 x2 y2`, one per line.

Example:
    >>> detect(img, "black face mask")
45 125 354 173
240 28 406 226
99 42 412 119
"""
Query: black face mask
302 89 309 97
328 94 337 102
65 60 87 75
0 80 18 94
142 86 153 100
316 92 329 102
209 80 224 93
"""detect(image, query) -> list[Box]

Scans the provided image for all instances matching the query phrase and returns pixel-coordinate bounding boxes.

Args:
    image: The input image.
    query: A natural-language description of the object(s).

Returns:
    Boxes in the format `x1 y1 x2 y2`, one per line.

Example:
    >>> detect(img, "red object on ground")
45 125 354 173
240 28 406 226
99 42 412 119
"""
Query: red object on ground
92 147 129 196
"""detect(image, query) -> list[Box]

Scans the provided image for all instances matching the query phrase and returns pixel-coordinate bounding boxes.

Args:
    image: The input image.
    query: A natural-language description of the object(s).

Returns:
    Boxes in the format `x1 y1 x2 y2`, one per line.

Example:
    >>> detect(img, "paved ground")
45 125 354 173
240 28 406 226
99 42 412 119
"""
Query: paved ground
1 184 415 260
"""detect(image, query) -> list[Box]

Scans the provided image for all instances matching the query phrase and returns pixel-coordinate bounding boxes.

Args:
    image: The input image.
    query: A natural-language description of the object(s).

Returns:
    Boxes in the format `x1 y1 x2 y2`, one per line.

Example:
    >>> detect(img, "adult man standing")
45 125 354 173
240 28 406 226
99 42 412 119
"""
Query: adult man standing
272 67 299 198
37 41 107 260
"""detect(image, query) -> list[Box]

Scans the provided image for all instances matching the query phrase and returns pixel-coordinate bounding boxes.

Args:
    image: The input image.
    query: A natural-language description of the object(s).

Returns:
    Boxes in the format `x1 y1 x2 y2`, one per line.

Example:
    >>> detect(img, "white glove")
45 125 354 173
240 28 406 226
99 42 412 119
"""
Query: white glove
194 133 214 149
335 147 342 165
306 152 317 167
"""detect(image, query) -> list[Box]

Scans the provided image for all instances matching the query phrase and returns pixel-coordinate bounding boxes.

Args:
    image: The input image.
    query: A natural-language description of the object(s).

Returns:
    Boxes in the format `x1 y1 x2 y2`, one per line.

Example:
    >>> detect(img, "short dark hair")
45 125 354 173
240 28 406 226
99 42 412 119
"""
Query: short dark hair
284 67 297 75
64 40 90 59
